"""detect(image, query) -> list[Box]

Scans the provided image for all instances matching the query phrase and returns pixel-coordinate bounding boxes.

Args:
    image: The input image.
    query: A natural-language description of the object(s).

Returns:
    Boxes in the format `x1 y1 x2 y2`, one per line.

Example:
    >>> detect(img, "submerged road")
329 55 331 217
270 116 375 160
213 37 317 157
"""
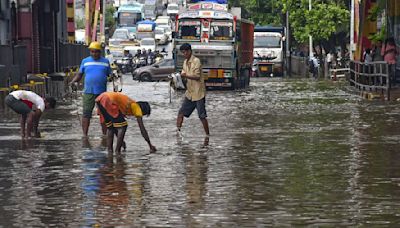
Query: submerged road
1 78 400 226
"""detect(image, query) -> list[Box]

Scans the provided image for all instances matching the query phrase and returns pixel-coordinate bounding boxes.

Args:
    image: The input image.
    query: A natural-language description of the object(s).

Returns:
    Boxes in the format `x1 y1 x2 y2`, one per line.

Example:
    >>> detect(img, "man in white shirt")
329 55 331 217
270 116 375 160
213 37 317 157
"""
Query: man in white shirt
5 90 56 138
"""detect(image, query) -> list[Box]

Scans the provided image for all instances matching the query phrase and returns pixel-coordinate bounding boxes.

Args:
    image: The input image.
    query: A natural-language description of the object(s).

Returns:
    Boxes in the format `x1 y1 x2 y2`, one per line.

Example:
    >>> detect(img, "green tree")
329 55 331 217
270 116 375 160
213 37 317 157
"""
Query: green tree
75 18 85 30
105 4 116 29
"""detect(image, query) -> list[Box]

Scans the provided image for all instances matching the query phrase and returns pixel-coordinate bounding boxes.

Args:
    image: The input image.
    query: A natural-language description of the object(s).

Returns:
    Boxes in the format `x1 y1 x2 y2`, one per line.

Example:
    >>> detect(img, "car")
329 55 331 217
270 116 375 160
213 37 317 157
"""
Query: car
167 3 179 16
155 27 168 45
155 16 171 27
140 38 156 52
133 58 175 81
109 28 133 46
158 25 172 41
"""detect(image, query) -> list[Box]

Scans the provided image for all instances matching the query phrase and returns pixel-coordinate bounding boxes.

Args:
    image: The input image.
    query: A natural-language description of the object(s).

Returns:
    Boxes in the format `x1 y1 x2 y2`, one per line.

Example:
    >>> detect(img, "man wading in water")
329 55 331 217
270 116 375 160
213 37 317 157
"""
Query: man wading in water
70 41 111 137
96 92 156 153
176 43 210 136
5 90 56 138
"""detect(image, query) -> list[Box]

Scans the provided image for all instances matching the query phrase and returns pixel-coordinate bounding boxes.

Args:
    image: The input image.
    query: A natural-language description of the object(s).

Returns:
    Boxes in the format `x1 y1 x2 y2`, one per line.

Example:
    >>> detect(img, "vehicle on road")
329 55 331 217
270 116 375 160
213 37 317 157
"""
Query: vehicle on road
158 25 172 41
155 27 169 44
167 3 179 17
140 38 156 52
174 1 254 89
136 20 156 40
253 26 285 77
109 28 134 47
115 3 144 37
144 0 157 20
155 16 171 27
133 58 175 81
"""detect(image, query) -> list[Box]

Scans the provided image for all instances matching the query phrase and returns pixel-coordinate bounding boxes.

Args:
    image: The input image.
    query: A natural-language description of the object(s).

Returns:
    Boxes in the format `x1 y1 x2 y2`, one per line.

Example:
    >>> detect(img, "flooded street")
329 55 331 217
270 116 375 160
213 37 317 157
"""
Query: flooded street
1 77 400 227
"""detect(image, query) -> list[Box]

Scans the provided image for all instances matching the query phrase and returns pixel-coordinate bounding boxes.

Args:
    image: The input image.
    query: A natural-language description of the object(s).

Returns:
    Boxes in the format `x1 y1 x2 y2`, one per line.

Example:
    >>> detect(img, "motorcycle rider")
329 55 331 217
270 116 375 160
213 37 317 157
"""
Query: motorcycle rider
123 49 133 58
134 49 142 58
141 49 148 65
148 49 155 65
161 47 168 56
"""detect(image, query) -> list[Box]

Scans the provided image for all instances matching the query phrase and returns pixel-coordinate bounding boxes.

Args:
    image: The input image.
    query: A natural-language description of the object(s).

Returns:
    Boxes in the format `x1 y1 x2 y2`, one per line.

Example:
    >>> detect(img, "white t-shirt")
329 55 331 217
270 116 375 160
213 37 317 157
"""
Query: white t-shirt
10 90 45 112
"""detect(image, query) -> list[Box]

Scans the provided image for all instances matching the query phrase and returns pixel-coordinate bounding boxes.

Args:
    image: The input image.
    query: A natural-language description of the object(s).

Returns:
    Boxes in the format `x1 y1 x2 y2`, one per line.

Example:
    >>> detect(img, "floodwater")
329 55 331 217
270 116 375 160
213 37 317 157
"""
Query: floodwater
1 77 400 227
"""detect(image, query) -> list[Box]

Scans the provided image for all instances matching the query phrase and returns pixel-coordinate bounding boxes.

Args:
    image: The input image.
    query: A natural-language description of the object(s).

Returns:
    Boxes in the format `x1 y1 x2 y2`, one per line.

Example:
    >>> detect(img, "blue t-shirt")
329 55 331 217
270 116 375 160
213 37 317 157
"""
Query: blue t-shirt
79 56 111 95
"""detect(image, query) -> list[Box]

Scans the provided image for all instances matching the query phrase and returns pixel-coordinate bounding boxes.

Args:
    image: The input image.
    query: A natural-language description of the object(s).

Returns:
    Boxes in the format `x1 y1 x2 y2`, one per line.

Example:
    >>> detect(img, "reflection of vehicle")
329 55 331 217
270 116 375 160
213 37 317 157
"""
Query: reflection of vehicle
155 27 168 44
140 38 156 52
133 59 175 81
115 3 144 36
167 3 179 16
174 1 254 89
136 20 156 40
253 26 285 76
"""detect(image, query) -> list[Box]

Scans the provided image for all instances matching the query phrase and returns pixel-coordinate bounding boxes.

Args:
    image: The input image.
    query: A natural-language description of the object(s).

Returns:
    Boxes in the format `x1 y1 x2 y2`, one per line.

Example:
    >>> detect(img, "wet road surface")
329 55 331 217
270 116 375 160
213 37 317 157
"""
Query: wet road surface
1 78 400 227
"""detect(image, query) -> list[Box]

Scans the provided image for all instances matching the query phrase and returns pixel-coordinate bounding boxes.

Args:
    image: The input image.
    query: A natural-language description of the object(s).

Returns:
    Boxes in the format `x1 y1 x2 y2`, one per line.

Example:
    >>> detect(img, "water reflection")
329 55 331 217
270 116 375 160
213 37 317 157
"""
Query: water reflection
1 79 400 226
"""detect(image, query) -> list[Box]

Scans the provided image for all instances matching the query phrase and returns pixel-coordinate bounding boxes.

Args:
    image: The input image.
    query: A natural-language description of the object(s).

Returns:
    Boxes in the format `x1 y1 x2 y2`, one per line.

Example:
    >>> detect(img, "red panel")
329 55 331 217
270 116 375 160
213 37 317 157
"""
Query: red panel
18 12 32 39
240 21 254 66
67 23 75 32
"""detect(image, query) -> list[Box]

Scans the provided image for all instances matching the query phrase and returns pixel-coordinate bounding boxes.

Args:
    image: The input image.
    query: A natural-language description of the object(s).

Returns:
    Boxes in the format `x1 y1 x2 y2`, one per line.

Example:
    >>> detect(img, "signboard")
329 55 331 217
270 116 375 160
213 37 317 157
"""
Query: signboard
188 3 228 11
137 24 153 32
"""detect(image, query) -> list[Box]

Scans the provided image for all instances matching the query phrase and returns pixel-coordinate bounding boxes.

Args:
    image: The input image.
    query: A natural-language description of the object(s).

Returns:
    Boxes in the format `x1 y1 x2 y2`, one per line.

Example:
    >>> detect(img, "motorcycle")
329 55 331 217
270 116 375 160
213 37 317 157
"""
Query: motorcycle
147 55 155 65
116 57 135 74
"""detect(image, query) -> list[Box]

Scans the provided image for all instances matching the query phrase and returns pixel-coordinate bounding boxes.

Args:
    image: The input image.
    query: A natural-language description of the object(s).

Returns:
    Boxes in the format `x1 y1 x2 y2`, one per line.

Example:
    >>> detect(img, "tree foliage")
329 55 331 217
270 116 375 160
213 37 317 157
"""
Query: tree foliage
105 4 116 29
230 0 350 50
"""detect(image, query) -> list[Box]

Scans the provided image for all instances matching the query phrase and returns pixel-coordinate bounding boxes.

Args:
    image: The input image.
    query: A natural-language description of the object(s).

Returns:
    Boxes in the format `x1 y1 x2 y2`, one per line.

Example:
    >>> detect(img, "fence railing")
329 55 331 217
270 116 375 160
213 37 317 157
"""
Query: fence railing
349 61 390 100
0 45 27 88
58 41 87 72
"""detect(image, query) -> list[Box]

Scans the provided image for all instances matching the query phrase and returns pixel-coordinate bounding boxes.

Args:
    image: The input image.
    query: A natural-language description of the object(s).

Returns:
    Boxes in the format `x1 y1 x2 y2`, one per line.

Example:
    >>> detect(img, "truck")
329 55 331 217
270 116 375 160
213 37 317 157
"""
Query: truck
173 1 254 89
115 3 145 38
144 0 157 20
252 26 285 77
136 20 157 40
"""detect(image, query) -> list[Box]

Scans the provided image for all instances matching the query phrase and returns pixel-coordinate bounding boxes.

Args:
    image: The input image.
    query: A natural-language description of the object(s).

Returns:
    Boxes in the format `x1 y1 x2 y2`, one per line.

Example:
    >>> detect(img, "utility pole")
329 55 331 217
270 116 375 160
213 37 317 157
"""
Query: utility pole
286 9 290 77
309 0 313 57
350 0 354 60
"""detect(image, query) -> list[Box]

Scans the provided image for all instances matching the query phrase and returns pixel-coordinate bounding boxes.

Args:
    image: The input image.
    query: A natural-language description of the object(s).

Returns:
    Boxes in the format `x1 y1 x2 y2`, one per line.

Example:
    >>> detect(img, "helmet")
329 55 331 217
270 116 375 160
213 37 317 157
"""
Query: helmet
88 41 102 50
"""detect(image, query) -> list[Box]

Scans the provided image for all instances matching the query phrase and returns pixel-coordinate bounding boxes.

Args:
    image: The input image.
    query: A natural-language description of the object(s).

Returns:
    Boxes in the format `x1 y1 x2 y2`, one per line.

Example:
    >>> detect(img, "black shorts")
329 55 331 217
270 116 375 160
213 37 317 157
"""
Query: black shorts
179 97 207 119
96 102 128 129
5 95 32 115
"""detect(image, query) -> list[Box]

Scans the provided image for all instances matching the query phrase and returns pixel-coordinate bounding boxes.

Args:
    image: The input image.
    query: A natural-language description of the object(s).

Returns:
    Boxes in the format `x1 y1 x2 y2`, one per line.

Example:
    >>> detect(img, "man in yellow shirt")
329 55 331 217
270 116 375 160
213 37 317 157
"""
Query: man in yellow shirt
95 92 156 153
176 43 210 136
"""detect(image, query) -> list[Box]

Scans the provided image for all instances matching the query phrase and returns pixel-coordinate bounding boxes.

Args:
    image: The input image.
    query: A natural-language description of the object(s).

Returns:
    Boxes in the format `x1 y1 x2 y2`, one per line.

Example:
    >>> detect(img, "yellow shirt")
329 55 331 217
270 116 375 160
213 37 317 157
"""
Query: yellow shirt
182 55 205 101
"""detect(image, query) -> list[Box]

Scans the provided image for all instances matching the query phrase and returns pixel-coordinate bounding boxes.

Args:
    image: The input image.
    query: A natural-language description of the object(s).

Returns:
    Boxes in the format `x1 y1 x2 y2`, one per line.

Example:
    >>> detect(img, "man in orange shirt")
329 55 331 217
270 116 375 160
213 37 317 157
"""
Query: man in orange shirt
96 92 156 153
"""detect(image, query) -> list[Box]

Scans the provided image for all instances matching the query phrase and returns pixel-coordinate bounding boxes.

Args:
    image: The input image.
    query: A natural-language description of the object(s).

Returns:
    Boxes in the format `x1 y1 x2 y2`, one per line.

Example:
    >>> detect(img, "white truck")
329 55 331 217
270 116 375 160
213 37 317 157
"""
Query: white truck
253 26 285 77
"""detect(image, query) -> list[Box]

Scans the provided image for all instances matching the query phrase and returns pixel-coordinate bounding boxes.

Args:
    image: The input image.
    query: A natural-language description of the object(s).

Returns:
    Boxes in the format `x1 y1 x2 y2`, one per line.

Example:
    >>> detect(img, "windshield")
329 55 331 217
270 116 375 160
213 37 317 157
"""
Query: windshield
112 30 129 39
178 20 201 39
155 29 164 35
119 12 142 27
210 21 233 40
254 36 281 48
168 5 179 10
141 39 155 45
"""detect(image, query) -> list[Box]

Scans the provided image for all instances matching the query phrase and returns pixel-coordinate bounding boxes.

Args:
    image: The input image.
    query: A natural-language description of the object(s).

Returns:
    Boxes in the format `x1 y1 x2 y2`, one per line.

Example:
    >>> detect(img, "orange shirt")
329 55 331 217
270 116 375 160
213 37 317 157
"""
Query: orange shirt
96 92 143 119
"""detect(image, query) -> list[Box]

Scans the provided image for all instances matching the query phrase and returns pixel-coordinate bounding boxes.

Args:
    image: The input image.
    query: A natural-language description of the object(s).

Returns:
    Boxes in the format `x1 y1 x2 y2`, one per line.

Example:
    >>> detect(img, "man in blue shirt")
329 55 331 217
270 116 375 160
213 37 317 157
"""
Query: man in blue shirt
70 41 111 137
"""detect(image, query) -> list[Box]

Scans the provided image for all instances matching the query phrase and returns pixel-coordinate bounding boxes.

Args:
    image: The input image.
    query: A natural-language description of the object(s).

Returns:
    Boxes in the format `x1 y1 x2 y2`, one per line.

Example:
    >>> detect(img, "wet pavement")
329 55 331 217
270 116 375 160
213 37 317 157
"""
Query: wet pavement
1 77 400 227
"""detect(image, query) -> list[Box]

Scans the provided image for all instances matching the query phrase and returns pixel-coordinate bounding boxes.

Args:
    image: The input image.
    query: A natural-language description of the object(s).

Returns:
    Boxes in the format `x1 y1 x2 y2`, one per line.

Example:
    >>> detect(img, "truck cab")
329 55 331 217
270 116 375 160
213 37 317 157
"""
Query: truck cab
174 1 254 90
253 26 285 77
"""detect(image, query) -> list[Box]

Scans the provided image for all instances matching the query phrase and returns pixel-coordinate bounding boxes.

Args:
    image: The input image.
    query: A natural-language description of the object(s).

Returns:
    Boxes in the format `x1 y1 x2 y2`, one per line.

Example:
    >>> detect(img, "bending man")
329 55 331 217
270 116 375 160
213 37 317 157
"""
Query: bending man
5 90 56 138
95 92 156 153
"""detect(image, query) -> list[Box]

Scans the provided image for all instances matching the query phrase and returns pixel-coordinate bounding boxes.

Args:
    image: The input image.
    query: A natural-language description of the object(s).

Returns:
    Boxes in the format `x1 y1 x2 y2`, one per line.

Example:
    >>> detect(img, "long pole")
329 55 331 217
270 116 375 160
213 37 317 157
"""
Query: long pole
309 0 313 57
350 0 354 60
286 9 290 77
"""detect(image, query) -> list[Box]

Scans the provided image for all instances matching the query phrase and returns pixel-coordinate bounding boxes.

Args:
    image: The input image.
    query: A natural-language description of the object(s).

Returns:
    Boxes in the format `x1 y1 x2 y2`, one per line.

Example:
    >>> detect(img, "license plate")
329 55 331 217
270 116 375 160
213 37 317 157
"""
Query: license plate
206 82 232 87
261 66 269 72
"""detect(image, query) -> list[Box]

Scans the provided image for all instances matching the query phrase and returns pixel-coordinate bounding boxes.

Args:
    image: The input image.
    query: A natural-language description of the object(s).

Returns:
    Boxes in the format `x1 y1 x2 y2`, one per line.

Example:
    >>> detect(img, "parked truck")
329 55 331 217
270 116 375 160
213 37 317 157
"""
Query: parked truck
173 1 254 89
252 26 285 77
